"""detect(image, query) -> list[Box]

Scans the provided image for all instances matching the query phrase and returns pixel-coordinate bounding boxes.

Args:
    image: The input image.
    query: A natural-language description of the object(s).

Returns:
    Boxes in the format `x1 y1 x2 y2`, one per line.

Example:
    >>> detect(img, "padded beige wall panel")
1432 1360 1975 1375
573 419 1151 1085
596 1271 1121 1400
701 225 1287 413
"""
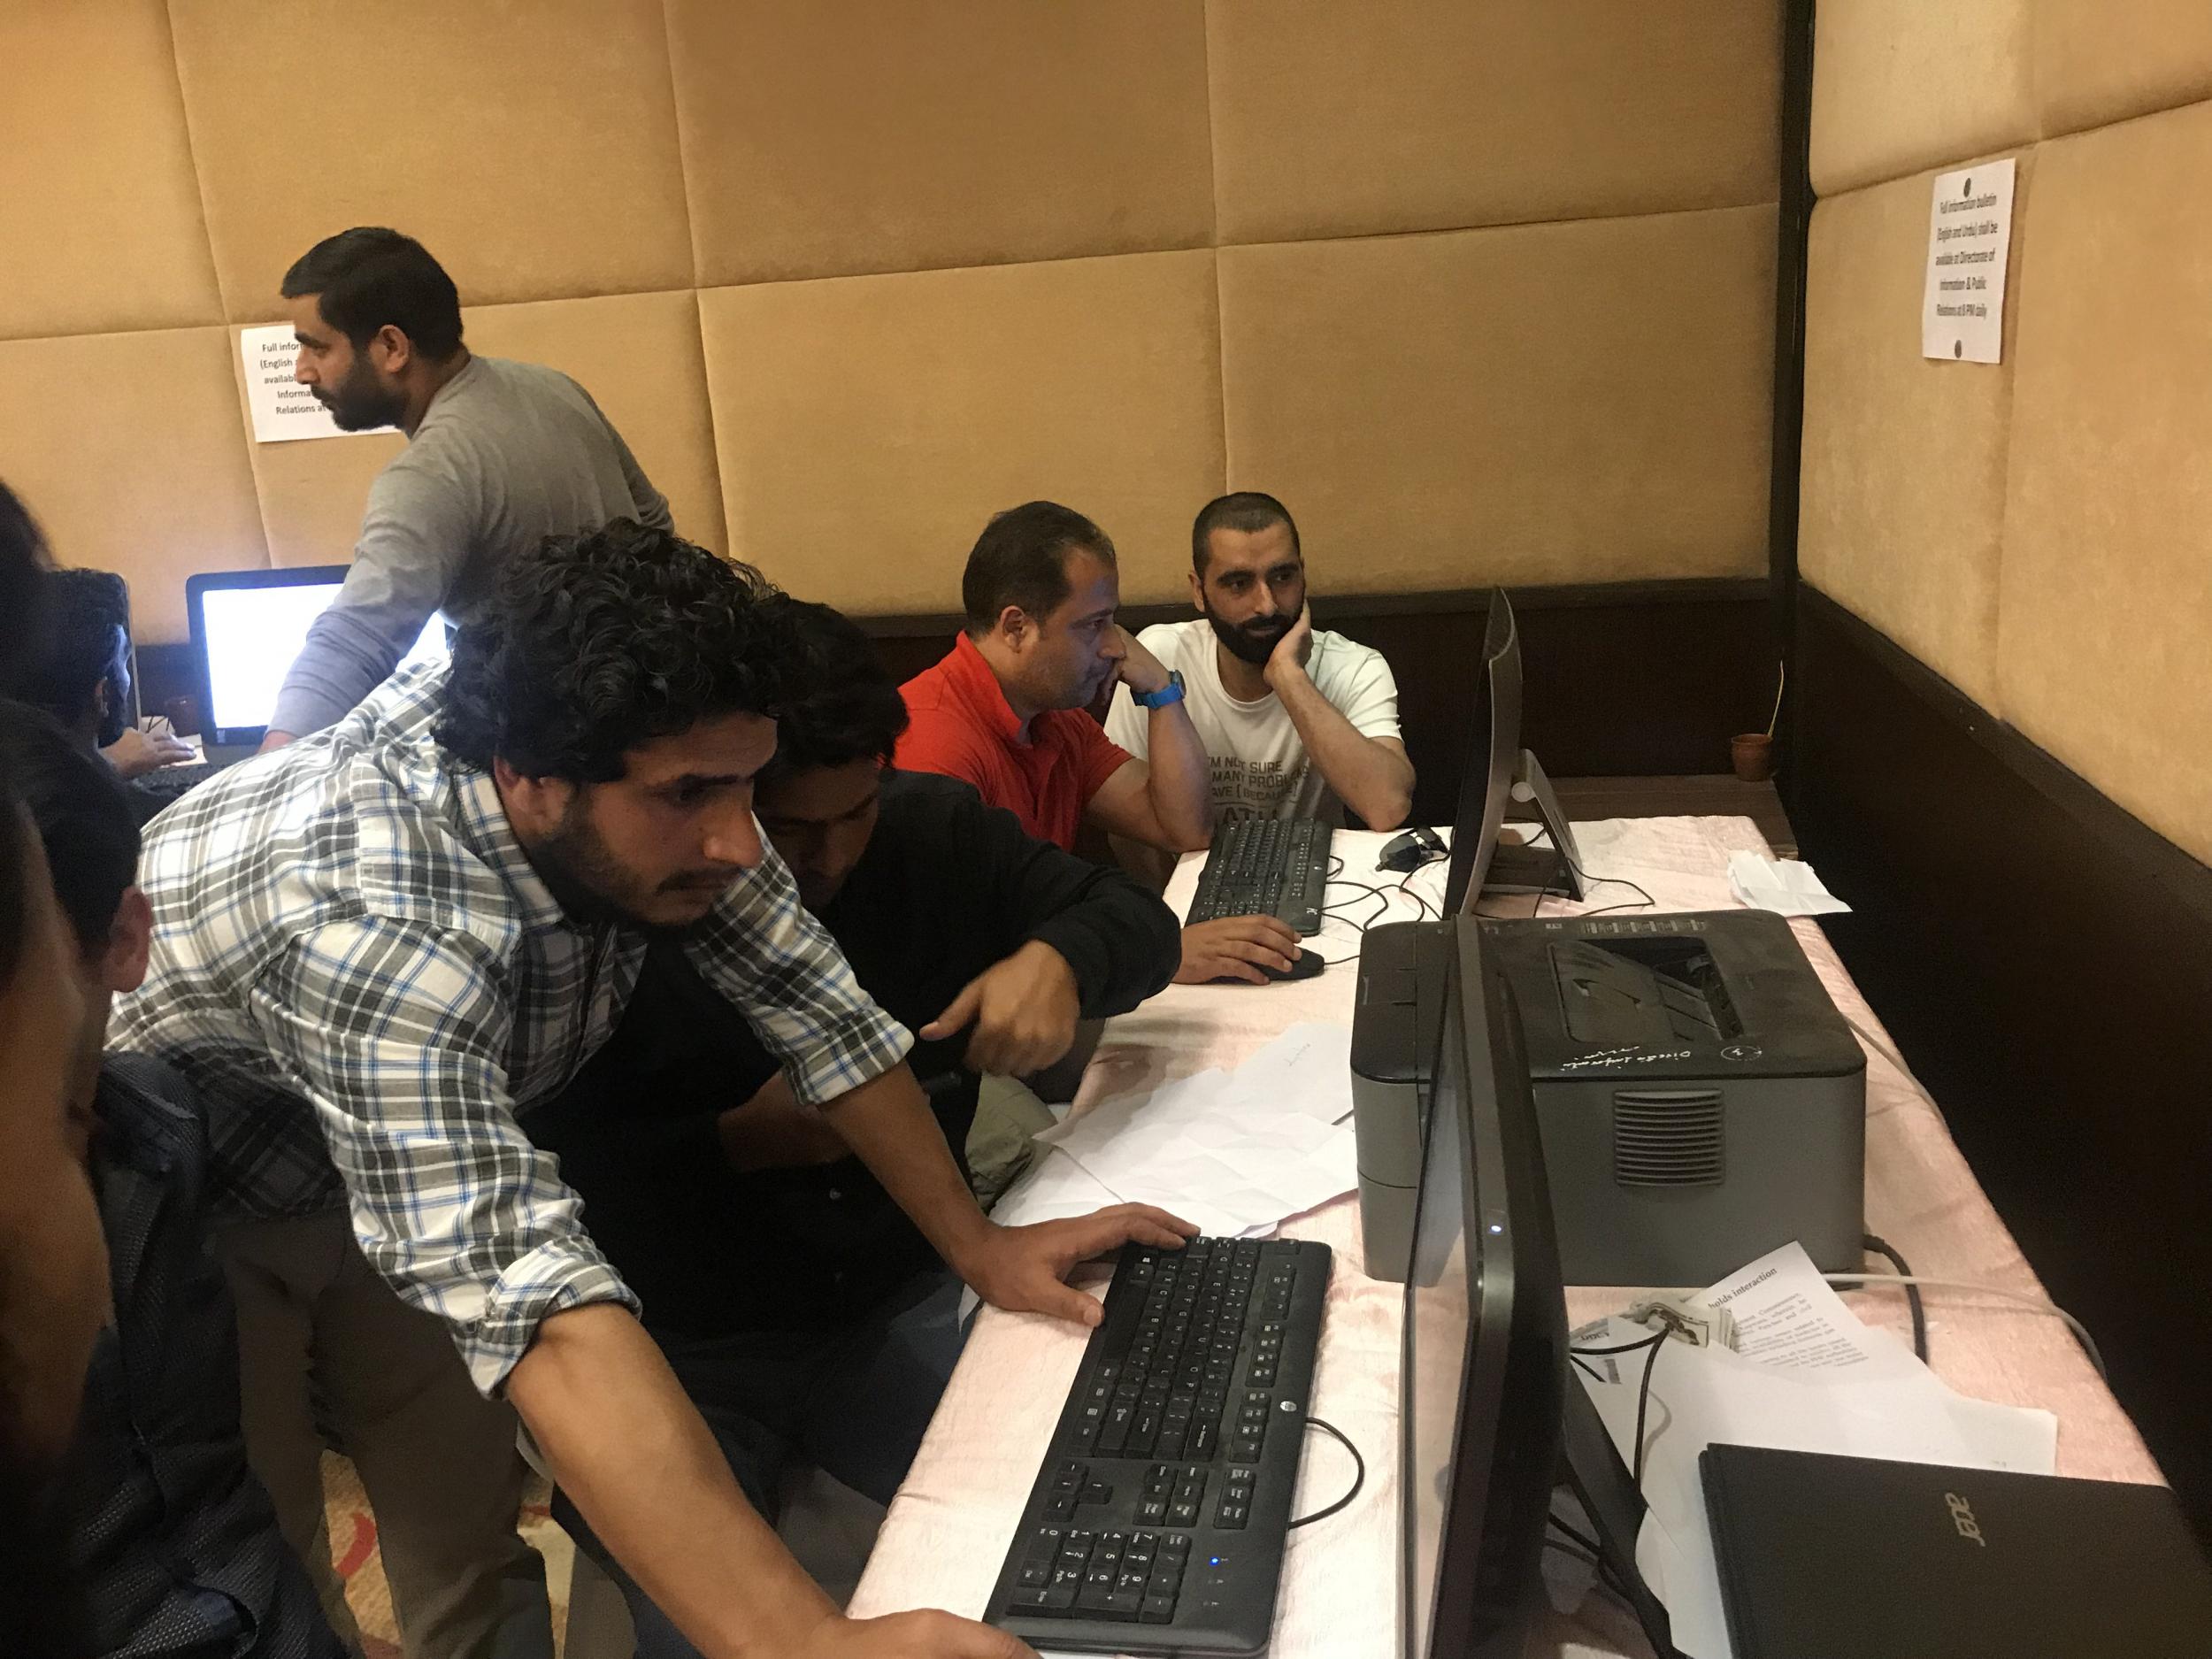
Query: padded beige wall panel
670 1 1213 286
1810 0 2035 195
0 1 221 340
240 292 722 574
700 252 1224 612
2034 1 2212 138
0 329 266 643
2001 107 2212 864
1207 1 1780 244
1798 158 2032 712
467 292 725 556
1217 209 1776 593
168 0 692 319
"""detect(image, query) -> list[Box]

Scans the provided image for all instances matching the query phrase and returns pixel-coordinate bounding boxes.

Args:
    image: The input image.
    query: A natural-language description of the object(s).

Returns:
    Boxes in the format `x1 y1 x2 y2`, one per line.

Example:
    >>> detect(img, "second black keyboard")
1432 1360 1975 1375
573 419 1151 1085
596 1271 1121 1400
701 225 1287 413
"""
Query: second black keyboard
1185 817 1333 936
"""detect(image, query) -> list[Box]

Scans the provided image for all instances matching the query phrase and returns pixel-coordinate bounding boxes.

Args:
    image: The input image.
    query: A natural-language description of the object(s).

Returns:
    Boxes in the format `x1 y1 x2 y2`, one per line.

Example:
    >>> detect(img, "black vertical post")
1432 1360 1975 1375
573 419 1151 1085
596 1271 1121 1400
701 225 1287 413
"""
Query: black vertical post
1769 0 1816 809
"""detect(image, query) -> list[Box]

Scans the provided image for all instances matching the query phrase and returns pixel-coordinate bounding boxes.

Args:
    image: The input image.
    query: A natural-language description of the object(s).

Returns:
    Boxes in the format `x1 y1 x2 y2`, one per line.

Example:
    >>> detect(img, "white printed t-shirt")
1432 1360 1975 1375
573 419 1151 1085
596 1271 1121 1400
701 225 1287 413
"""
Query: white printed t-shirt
1105 618 1402 826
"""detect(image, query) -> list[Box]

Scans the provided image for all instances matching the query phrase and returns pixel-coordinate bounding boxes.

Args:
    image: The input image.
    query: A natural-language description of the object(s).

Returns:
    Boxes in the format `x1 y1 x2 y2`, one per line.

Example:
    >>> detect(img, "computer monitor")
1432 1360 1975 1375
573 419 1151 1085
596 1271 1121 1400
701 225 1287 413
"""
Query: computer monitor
1440 590 1586 911
1440 595 1520 915
1401 918 1568 1658
186 565 449 747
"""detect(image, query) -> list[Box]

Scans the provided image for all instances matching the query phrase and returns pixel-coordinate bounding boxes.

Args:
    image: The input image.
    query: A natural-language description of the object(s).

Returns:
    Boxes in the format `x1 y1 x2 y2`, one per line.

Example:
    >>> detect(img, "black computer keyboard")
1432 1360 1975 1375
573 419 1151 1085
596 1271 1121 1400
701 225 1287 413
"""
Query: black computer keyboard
986 1235 1333 1655
1185 817 1333 936
134 760 214 807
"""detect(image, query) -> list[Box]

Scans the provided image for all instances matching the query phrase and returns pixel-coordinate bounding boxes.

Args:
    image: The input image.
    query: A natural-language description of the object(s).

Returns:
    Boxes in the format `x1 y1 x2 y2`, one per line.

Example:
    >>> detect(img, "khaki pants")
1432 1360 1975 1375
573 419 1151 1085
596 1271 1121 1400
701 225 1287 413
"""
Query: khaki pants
210 1210 554 1659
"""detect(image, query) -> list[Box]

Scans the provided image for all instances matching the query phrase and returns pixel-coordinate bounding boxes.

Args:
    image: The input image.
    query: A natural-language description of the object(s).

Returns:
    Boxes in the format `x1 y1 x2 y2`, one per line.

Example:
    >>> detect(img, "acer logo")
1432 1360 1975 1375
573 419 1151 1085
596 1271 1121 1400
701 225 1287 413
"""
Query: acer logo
1946 1491 1986 1547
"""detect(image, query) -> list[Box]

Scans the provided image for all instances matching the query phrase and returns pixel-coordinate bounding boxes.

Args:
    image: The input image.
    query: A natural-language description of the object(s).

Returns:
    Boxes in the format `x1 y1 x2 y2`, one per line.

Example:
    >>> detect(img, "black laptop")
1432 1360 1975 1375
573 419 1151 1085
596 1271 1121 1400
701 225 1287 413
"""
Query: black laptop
1701 1443 2212 1657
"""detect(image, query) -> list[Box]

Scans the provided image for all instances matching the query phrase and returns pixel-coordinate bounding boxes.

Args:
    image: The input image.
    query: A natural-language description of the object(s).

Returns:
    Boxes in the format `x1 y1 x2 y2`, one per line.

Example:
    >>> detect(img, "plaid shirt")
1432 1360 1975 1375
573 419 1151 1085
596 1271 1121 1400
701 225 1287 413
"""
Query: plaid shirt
111 663 912 1392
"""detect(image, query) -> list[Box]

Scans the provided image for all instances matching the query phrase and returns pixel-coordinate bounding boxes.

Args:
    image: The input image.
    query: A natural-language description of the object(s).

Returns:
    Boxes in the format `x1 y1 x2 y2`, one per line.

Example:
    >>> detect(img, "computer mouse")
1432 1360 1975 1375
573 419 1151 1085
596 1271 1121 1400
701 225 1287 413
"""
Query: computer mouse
1206 947 1328 986
1264 949 1329 983
1377 826 1448 873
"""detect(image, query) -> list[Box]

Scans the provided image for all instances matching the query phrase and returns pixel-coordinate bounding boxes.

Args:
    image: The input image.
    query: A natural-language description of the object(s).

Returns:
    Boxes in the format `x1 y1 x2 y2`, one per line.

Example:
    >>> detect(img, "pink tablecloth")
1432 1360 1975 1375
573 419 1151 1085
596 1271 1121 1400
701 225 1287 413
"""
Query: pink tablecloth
848 819 2160 1655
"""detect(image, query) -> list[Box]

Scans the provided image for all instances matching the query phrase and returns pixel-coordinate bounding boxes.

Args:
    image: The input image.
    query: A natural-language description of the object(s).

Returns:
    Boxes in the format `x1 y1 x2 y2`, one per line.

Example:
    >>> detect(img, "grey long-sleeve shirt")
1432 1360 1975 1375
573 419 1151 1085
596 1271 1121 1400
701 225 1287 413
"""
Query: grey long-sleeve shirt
268 354 673 737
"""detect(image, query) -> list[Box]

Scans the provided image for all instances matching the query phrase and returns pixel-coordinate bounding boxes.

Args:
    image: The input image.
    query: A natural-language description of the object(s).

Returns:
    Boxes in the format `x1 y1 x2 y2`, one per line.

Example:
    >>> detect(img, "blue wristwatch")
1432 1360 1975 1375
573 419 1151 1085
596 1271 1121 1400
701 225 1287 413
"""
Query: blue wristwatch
1131 670 1186 710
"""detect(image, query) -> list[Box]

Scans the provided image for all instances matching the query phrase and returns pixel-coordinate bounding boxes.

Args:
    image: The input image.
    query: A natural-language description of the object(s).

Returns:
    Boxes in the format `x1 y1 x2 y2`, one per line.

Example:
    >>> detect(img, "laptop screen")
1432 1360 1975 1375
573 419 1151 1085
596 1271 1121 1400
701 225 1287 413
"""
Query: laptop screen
197 577 449 734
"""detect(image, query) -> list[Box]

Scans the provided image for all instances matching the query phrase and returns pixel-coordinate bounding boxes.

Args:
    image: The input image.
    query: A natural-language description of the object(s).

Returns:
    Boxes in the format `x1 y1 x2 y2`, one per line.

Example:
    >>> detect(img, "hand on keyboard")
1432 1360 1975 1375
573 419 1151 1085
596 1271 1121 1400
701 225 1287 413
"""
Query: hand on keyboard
102 726 197 780
960 1204 1199 1328
919 939 1080 1077
1173 916 1303 986
800 1609 1036 1658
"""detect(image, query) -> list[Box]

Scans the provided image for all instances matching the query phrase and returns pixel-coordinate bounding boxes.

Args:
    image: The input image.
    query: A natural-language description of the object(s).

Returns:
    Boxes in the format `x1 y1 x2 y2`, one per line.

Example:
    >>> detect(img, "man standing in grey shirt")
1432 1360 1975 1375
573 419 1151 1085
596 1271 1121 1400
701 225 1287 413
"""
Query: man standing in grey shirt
264 227 672 748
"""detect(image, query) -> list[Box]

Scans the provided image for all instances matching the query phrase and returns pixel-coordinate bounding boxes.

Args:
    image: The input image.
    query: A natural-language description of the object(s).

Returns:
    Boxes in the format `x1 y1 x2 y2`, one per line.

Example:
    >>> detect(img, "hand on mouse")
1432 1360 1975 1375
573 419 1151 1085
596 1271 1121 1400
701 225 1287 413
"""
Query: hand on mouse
1175 916 1303 985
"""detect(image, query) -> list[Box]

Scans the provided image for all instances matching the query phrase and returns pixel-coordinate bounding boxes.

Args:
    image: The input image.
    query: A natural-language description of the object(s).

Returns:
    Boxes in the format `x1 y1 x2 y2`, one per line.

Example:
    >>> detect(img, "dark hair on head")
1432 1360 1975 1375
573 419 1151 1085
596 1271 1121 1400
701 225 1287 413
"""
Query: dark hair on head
759 603 908 787
0 483 53 987
1192 491 1301 576
961 501 1117 633
0 482 53 700
18 569 128 730
436 519 794 783
0 702 140 957
282 227 465 361
0 785 28 987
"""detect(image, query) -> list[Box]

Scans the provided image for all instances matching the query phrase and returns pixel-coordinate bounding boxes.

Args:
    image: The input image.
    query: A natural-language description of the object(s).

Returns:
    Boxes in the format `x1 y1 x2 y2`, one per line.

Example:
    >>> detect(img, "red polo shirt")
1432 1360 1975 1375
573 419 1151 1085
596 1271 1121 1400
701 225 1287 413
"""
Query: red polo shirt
895 633 1132 852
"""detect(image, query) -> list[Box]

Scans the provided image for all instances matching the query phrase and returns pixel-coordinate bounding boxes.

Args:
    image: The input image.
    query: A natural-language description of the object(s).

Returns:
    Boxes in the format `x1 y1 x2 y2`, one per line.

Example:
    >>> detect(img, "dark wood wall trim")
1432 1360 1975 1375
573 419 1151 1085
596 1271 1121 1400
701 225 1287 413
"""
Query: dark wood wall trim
847 574 1772 641
1791 582 2212 1537
134 573 1778 828
1793 587 2212 921
857 575 1778 827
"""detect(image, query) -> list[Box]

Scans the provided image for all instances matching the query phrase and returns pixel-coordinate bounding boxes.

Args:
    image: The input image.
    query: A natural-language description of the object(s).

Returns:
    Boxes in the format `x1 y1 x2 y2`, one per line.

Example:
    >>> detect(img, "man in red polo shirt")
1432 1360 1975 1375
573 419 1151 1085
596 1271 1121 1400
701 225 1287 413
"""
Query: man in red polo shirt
900 501 1306 984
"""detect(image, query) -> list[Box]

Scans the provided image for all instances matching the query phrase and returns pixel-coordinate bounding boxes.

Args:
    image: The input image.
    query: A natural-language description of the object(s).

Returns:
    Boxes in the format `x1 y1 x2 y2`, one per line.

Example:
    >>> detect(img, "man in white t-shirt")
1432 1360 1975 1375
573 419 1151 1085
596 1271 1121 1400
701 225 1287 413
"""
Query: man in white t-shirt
1107 492 1415 834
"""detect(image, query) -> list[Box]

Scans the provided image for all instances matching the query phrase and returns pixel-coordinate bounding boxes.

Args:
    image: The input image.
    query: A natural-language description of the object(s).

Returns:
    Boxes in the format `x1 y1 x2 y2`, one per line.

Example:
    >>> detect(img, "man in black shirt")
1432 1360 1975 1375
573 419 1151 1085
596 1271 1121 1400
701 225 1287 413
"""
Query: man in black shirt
0 702 344 1658
532 603 1180 1655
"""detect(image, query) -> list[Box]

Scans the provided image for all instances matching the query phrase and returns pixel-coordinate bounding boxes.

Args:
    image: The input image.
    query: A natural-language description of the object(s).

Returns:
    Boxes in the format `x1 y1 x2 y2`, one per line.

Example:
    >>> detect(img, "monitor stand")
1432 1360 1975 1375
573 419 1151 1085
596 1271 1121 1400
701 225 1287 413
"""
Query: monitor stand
1483 749 1586 900
1559 1378 1678 1656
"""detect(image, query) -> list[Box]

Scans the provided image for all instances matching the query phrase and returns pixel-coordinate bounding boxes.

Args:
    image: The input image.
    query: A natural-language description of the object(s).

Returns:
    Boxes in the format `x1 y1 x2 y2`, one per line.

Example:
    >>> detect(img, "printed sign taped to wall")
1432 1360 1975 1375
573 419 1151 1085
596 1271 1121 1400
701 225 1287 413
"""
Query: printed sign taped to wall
240 324 375 442
1922 157 2016 365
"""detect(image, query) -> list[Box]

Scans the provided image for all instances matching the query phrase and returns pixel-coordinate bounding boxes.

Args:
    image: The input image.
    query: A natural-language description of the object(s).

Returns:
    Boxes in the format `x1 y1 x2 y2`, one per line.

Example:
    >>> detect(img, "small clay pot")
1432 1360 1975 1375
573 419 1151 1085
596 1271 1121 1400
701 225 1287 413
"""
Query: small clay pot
1731 733 1775 782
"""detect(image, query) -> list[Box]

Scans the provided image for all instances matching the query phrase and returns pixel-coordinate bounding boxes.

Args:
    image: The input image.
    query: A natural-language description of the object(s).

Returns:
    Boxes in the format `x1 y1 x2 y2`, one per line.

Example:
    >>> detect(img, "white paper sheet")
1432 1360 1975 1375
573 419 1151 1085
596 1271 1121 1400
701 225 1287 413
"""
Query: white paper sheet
1692 1240 1919 1378
238 324 377 443
1576 1244 2058 1659
1922 157 2017 364
1725 850 1850 917
1028 1024 1359 1237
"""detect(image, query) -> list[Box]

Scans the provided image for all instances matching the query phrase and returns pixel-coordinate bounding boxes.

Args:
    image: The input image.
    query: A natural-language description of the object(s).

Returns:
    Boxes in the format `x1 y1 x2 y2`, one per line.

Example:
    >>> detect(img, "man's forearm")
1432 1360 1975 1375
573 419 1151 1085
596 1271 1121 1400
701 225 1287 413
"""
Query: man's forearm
1142 703 1215 850
1030 878 1181 1017
267 601 417 738
816 1062 994 1273
1273 669 1413 828
716 1073 848 1171
506 1302 838 1659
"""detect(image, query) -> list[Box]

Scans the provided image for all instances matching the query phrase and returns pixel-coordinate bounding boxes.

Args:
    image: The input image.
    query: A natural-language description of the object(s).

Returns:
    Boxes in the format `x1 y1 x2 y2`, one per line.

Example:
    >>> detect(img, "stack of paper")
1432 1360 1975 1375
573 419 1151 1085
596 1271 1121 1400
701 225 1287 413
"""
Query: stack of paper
1574 1242 2057 1658
991 1023 1359 1240
1725 850 1850 916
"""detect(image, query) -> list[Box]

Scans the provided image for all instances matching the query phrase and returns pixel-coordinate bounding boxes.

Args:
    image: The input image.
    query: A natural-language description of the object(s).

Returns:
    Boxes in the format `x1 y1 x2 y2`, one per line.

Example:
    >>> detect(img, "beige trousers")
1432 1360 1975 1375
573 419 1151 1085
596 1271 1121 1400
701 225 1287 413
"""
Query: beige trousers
210 1209 554 1659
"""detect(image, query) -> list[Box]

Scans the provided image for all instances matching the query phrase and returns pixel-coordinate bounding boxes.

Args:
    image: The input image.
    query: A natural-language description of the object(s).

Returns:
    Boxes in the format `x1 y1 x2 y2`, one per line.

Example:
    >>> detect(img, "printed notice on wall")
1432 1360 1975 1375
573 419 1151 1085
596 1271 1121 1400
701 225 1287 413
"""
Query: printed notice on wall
239 323 367 442
1923 157 2016 363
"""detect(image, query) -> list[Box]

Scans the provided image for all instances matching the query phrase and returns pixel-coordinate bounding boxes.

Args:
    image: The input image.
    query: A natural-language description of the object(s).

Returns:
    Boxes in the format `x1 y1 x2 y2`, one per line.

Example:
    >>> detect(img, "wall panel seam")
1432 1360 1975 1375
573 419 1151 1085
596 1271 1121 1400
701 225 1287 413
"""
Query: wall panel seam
657 0 705 291
153 0 229 336
2033 89 2212 152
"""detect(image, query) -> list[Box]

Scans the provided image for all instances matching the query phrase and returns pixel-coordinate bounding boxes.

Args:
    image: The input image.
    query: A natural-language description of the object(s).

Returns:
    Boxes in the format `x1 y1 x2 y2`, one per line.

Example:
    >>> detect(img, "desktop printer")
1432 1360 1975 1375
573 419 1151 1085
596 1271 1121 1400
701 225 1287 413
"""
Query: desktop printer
1352 910 1865 1285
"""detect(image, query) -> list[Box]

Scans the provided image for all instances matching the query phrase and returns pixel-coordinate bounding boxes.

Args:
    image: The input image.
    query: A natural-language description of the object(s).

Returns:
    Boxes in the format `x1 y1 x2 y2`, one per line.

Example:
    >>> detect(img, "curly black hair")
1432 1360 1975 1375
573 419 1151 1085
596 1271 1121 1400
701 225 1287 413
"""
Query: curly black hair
759 602 910 787
436 519 795 782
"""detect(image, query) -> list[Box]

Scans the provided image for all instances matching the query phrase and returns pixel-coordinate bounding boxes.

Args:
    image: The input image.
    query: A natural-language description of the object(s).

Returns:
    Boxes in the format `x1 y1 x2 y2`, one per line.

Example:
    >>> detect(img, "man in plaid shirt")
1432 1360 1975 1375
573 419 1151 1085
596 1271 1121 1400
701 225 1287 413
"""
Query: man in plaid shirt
114 521 1185 1659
